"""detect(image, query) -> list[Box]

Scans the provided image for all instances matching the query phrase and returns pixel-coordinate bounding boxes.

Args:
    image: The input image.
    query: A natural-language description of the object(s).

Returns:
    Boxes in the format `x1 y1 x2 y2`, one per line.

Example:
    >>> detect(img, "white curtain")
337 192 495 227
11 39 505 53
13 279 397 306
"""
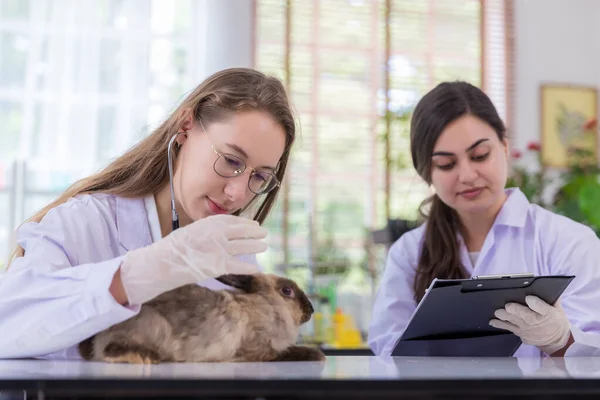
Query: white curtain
0 0 254 264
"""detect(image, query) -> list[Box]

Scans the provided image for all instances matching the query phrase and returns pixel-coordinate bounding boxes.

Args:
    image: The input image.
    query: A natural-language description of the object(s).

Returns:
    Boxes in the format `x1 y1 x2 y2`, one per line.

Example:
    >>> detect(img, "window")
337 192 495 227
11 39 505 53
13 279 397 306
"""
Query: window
255 0 512 289
0 0 202 265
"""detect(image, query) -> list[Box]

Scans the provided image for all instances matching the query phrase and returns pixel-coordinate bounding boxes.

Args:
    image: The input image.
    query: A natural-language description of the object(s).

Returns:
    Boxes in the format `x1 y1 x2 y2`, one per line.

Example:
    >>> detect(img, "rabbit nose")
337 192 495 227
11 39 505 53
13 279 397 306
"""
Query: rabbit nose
300 298 315 323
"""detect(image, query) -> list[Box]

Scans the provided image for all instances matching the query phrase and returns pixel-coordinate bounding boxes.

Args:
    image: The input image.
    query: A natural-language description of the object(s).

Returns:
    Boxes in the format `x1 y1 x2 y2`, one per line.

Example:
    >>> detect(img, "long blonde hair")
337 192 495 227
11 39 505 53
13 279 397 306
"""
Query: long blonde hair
8 68 296 267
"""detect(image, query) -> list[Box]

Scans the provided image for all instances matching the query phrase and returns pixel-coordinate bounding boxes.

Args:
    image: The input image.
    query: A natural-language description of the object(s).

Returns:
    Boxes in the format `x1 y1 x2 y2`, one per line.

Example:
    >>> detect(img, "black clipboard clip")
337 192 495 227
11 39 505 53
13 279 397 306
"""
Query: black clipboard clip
462 273 537 293
471 273 535 280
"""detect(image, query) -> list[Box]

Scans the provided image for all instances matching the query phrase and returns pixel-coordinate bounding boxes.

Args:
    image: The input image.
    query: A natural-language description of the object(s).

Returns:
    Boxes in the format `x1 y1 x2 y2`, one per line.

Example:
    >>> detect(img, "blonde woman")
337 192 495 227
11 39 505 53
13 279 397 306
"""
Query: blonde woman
0 68 296 360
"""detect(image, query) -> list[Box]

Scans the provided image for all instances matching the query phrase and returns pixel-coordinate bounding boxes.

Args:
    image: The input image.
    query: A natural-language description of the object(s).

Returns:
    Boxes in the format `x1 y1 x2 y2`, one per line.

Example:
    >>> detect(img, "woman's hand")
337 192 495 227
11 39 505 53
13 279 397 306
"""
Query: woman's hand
489 296 572 355
119 214 267 305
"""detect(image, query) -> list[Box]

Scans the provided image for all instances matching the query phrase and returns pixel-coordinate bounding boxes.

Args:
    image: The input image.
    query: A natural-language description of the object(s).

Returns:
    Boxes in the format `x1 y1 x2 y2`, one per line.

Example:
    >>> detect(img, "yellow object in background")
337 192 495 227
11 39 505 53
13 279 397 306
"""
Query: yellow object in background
332 308 363 348
310 305 364 349
313 312 324 343
313 304 333 345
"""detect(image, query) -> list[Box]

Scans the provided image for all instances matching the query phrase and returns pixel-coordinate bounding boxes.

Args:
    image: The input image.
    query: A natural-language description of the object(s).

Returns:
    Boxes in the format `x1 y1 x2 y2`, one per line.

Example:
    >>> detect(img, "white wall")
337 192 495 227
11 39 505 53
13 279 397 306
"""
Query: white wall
512 0 600 156
196 0 255 80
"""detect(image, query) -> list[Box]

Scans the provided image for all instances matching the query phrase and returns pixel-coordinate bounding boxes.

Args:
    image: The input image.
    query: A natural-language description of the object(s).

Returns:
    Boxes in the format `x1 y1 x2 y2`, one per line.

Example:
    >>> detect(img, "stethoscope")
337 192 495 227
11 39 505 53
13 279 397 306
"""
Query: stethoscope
167 130 256 232
167 132 183 231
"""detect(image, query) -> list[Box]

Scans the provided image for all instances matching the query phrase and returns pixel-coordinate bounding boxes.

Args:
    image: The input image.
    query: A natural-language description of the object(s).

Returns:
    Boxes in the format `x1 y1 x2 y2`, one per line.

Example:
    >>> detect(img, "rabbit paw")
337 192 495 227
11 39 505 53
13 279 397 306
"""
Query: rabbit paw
102 342 162 365
273 345 326 362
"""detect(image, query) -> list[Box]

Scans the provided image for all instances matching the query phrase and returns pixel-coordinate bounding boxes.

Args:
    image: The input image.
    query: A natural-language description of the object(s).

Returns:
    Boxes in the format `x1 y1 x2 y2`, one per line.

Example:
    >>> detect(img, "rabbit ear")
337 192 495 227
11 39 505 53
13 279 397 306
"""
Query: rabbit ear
216 274 255 292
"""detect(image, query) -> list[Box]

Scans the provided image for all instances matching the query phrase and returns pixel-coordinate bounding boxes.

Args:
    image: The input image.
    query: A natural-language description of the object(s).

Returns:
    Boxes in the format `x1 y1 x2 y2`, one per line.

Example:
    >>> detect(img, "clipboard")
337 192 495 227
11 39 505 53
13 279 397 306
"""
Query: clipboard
391 274 575 357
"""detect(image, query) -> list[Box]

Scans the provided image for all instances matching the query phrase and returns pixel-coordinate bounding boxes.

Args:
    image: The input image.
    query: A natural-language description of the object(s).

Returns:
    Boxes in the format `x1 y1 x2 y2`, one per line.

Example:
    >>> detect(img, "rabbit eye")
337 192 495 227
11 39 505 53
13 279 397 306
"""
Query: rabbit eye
281 287 293 297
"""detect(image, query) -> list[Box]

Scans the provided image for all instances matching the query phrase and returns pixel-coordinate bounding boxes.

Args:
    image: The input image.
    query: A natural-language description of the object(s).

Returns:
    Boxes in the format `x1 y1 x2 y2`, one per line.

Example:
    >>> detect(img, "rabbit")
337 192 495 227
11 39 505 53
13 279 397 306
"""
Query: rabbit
78 273 326 364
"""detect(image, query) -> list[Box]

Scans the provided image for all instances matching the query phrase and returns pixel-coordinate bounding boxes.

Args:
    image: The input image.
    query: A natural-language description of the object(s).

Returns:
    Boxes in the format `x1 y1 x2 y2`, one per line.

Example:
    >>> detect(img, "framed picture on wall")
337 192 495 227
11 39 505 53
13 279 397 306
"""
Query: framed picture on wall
540 84 598 168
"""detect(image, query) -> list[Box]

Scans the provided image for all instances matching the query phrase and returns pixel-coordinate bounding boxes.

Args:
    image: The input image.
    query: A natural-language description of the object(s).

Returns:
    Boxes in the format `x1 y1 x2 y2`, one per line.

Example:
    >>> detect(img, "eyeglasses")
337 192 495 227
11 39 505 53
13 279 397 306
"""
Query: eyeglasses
197 119 280 195
211 146 281 195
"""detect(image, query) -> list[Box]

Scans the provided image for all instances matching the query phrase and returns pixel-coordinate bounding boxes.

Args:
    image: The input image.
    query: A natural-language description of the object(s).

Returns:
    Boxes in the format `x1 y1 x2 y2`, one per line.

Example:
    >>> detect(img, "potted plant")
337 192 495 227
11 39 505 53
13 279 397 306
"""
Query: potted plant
507 118 600 236
505 141 548 207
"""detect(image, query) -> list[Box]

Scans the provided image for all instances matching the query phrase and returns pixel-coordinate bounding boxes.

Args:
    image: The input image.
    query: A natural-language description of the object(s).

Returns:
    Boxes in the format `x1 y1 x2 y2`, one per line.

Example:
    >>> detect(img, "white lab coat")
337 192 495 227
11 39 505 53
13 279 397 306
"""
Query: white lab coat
0 193 258 359
368 188 600 357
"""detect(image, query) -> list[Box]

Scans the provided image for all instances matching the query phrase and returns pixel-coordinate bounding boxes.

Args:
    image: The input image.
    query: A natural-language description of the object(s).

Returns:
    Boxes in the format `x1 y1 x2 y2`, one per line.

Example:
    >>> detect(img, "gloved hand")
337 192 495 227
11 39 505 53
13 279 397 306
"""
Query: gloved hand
489 295 571 355
120 214 267 305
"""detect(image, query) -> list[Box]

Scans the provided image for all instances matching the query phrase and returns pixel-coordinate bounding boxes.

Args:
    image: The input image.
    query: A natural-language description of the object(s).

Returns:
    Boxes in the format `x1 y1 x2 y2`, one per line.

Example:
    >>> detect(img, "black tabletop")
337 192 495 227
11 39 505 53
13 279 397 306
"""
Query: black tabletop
1 356 600 399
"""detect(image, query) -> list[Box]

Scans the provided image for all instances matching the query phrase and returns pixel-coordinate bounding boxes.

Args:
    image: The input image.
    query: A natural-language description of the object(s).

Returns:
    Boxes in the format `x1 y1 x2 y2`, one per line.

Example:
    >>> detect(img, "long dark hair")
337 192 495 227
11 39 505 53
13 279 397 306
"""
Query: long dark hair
411 81 506 302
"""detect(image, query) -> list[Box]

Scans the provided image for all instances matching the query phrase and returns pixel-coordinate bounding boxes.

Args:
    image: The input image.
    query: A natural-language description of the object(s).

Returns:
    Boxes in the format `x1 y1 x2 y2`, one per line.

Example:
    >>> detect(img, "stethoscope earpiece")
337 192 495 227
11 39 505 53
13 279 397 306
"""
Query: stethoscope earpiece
167 132 184 231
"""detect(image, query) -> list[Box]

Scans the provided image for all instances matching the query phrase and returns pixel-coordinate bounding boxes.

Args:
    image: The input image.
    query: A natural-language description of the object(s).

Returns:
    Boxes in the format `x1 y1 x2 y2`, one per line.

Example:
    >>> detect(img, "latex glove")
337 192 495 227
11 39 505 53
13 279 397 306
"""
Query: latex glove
120 214 267 305
489 296 571 355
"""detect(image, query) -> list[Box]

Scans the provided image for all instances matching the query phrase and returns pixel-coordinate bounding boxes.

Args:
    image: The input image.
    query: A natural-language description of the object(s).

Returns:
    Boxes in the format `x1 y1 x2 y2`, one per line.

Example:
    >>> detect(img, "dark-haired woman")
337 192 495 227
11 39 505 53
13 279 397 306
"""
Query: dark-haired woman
368 81 600 357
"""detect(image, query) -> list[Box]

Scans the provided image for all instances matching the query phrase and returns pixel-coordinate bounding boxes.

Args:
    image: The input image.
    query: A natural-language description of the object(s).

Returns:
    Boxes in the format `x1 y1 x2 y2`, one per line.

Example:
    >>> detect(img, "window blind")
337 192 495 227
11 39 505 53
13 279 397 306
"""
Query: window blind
255 0 513 280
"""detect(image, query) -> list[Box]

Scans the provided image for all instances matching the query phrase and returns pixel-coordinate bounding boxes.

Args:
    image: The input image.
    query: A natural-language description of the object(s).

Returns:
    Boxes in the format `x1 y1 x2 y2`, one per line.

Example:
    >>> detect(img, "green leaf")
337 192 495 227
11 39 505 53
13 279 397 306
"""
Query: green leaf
578 177 600 227
561 175 589 198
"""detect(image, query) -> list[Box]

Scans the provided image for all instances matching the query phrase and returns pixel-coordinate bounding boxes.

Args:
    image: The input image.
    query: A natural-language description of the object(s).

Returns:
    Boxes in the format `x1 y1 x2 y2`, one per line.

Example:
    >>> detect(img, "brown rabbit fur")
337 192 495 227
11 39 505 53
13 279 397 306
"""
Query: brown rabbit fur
78 273 326 364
